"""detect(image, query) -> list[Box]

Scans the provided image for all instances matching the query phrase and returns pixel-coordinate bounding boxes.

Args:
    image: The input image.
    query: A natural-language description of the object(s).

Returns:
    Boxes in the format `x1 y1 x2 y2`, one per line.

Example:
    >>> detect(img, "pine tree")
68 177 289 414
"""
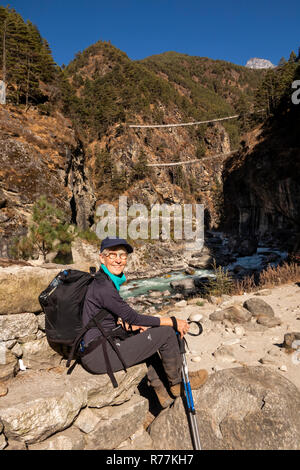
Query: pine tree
278 57 287 67
0 6 56 104
132 151 152 181
288 51 297 63
29 196 73 262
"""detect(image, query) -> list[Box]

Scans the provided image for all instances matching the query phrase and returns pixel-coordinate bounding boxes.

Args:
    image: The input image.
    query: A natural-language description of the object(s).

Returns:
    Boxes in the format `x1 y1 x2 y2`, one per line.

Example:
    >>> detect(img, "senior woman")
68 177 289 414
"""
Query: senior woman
81 236 208 408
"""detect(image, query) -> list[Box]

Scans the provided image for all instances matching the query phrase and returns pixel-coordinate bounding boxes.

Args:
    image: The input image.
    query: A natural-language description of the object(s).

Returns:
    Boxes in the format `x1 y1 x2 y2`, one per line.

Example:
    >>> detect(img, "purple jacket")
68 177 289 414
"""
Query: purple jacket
82 269 160 345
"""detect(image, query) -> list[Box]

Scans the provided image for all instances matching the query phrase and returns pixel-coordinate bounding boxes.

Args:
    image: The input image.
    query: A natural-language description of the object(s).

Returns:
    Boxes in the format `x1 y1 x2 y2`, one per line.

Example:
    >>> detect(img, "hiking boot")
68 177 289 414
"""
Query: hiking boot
153 385 174 408
170 369 208 397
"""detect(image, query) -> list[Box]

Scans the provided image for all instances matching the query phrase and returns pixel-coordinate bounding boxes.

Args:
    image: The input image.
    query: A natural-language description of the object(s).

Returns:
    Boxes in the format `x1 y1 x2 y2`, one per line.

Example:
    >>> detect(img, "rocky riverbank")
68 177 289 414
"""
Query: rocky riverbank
0 262 299 450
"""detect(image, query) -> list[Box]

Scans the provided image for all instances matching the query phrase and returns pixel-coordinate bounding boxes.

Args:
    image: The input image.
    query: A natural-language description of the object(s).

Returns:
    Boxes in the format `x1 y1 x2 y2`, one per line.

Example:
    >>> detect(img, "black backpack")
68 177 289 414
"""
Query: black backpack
38 268 128 387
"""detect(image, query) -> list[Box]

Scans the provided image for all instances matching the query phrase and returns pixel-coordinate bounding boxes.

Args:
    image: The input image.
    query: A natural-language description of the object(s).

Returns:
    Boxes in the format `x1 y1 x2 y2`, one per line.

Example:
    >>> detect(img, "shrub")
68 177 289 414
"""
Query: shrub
204 259 235 297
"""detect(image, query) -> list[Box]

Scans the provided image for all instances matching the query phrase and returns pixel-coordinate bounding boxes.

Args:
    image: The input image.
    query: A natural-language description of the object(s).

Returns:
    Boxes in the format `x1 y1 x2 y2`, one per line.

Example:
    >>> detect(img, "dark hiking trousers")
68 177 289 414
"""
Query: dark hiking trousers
81 325 182 387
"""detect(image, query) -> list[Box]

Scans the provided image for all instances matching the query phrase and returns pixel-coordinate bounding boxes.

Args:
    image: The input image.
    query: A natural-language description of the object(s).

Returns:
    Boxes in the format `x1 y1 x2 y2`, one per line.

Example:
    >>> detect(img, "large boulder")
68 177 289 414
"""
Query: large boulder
243 298 275 318
0 264 94 315
0 266 60 314
81 394 149 450
210 305 252 323
21 336 62 370
0 363 147 444
170 278 196 296
0 313 38 341
149 366 300 450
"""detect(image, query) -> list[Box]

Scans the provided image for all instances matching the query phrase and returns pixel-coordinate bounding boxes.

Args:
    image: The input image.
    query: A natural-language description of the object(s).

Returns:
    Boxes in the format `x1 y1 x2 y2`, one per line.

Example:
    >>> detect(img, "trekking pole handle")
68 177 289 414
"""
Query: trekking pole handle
170 316 186 353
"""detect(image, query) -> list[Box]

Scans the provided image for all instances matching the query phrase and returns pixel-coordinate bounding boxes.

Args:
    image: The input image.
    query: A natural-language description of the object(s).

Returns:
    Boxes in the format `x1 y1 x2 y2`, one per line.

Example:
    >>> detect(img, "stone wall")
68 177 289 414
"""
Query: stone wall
0 265 152 450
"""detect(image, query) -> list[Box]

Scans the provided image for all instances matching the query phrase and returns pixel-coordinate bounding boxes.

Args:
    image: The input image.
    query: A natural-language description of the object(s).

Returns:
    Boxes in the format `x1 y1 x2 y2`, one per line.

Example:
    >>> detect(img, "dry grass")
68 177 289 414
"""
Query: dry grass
232 262 300 295
205 259 300 297
258 261 300 288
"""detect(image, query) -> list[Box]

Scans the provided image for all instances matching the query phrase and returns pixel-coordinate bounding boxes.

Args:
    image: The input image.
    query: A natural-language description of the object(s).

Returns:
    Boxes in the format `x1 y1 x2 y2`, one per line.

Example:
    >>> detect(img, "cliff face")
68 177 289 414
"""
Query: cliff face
0 102 232 257
0 106 95 257
222 124 300 252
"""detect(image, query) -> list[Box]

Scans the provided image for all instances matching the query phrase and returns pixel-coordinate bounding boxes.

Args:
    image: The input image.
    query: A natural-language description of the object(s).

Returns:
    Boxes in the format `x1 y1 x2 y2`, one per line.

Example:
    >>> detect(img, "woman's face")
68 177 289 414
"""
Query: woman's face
99 245 128 276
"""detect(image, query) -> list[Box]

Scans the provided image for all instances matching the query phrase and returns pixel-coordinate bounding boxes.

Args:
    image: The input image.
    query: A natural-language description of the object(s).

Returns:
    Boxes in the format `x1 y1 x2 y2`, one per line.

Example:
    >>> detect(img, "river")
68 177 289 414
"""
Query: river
120 246 288 300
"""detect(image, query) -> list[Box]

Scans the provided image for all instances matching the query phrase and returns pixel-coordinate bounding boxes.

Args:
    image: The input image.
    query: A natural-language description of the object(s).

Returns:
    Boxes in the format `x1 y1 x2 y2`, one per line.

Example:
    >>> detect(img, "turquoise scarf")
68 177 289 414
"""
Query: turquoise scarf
101 264 126 291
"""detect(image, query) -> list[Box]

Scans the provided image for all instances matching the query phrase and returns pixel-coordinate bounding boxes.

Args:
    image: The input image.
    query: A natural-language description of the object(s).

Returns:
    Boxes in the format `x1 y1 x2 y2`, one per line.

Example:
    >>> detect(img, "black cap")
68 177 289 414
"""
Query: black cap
100 236 133 254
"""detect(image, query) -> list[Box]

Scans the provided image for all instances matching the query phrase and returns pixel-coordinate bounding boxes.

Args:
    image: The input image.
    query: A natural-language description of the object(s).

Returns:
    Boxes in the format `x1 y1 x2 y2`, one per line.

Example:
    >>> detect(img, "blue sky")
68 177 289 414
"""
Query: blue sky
5 0 300 67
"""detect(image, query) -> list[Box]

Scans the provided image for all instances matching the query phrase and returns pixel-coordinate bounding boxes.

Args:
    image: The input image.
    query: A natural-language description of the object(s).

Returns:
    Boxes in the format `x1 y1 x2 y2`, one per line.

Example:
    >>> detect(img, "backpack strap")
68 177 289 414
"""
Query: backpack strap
66 307 128 388
91 310 128 388
66 308 109 368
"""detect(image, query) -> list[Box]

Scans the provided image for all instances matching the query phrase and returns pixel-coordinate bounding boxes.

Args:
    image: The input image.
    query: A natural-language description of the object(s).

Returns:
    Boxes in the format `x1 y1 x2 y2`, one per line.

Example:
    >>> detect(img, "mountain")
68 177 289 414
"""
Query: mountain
63 43 264 142
245 58 275 69
60 42 266 224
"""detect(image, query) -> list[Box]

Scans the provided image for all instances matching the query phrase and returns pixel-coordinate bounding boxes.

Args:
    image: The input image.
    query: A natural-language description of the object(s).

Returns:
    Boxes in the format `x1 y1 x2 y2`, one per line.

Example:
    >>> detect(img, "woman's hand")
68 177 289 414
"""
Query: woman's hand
159 316 190 338
117 319 148 333
174 318 190 339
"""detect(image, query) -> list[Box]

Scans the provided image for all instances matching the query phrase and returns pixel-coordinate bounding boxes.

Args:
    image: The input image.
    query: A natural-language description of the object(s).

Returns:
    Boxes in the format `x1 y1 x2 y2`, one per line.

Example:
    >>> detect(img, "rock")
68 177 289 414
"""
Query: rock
222 339 240 346
0 313 38 341
212 346 236 363
0 266 63 314
188 313 203 322
83 394 149 450
170 278 195 294
0 383 8 397
209 310 225 322
256 316 281 328
233 326 245 336
188 254 212 269
5 439 27 450
0 350 19 382
283 332 300 350
233 237 258 257
0 433 7 450
73 407 101 434
0 363 147 444
37 313 45 331
279 365 288 372
259 347 281 365
223 305 252 323
208 295 222 305
117 425 154 450
21 337 62 370
175 300 187 307
191 356 202 363
144 307 157 315
162 290 171 296
28 427 85 450
148 291 163 298
185 267 195 275
149 367 300 450
243 298 275 318
173 293 184 300
10 343 23 358
254 289 273 296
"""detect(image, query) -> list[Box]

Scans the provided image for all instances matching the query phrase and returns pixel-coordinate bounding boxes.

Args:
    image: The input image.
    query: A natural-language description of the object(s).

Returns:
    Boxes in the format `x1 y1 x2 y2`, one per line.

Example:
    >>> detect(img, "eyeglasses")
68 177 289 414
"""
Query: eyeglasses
104 252 128 261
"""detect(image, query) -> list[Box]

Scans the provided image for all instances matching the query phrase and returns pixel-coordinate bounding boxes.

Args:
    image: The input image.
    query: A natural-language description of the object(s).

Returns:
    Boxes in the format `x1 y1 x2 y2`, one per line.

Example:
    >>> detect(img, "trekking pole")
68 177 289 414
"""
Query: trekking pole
171 317 203 450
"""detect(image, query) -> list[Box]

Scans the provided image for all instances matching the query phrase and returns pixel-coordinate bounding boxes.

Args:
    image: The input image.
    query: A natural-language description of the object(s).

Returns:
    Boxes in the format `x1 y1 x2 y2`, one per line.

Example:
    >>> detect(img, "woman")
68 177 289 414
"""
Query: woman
81 236 208 408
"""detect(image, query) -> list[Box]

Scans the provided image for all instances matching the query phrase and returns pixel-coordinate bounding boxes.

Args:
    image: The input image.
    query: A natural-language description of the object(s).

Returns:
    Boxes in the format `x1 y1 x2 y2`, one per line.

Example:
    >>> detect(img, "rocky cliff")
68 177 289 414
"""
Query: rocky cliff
0 105 95 257
222 122 300 253
0 103 233 258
